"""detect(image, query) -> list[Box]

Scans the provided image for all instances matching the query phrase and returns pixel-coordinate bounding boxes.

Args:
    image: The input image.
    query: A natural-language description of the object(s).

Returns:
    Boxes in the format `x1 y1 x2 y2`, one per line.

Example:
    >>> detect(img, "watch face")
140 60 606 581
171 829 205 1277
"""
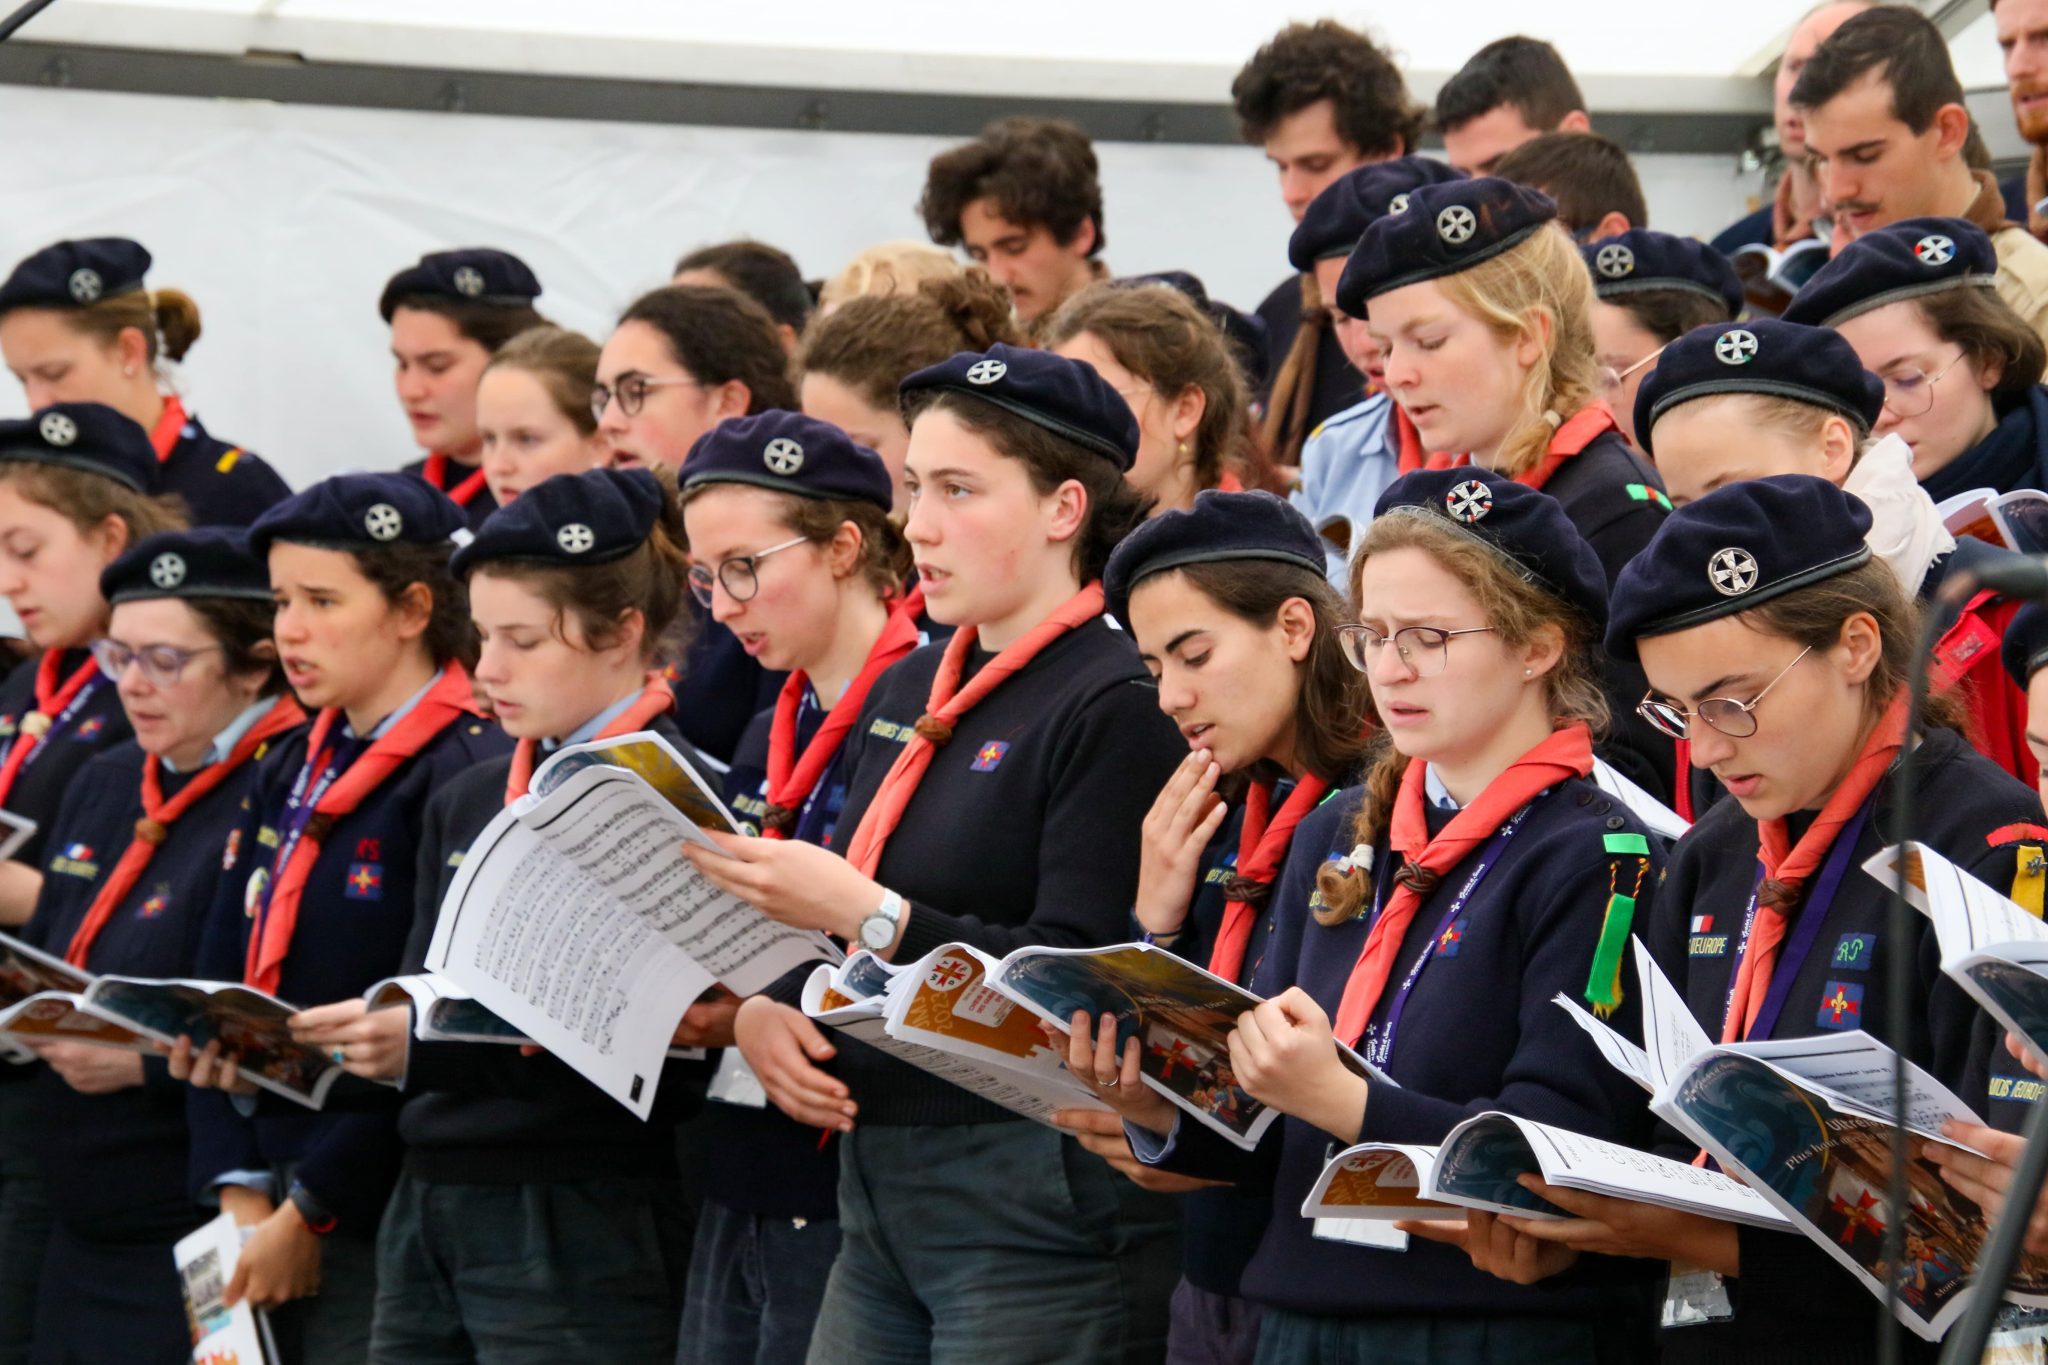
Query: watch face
860 918 891 949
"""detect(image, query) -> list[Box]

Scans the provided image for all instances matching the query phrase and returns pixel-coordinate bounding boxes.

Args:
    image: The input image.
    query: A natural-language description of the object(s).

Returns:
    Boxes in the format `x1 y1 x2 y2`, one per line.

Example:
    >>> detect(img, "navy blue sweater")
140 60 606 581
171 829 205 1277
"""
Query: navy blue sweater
159 411 292 528
1149 776 1664 1323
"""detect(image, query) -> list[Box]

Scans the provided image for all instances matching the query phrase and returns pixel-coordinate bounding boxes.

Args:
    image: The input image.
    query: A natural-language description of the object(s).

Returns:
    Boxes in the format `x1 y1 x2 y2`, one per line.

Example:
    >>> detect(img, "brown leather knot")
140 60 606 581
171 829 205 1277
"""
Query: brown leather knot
1218 874 1274 908
1756 877 1802 914
913 713 955 746
760 804 798 834
133 818 169 847
304 811 337 845
1393 861 1442 897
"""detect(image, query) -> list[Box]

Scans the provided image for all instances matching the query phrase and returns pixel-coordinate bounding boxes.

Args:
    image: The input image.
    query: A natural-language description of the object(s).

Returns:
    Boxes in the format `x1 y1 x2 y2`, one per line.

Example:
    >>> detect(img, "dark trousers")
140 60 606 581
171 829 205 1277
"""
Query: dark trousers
30 1224 190 1365
370 1172 689 1365
1254 1311 1654 1365
678 1198 841 1365
268 1224 379 1365
806 1122 1179 1365
0 1084 49 1365
1166 1281 1262 1365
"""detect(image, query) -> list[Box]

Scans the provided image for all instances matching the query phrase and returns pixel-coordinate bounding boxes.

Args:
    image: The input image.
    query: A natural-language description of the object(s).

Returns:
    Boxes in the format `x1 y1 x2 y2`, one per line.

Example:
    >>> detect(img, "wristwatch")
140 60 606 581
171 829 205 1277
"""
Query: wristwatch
858 889 904 951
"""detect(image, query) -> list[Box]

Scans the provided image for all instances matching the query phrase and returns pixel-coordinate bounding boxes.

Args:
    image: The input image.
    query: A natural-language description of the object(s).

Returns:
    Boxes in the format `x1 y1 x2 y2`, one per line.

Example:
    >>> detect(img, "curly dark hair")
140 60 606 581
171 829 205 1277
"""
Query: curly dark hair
918 118 1104 255
1230 20 1423 157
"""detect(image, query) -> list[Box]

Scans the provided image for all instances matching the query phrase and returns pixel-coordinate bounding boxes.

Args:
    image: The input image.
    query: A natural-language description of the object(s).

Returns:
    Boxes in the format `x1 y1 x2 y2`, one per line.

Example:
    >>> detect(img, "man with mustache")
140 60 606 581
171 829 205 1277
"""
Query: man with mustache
2001 0 2048 245
1793 5 2048 344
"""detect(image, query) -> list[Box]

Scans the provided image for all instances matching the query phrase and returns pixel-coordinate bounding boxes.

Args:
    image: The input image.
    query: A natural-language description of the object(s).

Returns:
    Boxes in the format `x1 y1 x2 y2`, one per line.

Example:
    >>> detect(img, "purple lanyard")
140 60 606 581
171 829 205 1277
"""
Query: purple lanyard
1720 799 1875 1042
249 736 360 929
0 672 103 774
1363 801 1536 1068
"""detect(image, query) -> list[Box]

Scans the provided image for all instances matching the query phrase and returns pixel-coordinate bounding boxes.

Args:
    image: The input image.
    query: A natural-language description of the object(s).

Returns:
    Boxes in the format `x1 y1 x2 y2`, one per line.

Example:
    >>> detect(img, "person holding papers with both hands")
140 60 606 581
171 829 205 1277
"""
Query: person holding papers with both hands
686 345 1187 1362
1088 469 1666 1363
1050 487 1371 1364
176 473 506 1365
1421 477 2046 1365
676 411 931 1363
285 465 717 1361
17 528 301 1364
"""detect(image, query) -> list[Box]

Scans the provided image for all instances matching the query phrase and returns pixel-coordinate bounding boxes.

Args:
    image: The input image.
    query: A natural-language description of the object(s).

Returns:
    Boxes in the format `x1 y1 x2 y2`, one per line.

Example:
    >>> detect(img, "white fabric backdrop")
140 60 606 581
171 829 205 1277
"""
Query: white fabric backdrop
0 85 1763 487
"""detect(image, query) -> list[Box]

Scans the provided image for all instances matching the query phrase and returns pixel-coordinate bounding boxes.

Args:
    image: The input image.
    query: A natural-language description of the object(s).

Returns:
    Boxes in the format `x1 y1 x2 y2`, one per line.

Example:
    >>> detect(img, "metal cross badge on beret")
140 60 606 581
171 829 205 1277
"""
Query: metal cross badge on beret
1714 329 1758 366
763 438 805 475
556 523 594 555
1387 192 1411 215
1437 206 1478 246
1596 245 1635 279
149 553 186 589
1913 234 1955 267
67 269 103 304
1709 546 1759 596
965 359 1007 386
37 413 77 447
363 503 404 541
1445 480 1494 524
452 266 486 298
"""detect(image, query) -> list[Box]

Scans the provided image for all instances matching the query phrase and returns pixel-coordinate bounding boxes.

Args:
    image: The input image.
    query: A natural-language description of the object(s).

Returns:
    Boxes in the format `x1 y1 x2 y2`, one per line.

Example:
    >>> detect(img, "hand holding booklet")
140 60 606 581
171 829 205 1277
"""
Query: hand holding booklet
424 732 836 1119
176 1211 277 1364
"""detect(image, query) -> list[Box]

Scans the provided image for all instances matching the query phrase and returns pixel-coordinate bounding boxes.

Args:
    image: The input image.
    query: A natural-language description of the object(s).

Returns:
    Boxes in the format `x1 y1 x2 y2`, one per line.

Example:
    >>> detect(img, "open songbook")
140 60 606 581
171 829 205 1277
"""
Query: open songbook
0 930 349 1108
801 940 1386 1146
1560 934 2048 1341
365 972 705 1060
424 732 837 1120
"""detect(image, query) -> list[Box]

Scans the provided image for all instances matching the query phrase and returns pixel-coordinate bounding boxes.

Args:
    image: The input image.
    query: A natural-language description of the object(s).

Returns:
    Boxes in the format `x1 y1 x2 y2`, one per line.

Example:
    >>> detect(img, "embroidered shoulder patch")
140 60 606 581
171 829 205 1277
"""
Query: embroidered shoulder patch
1624 483 1673 511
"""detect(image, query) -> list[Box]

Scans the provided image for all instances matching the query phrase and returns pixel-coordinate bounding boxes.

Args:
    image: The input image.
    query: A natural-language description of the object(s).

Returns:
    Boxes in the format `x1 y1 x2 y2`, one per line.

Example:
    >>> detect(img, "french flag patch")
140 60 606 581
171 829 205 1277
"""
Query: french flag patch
1690 914 1713 934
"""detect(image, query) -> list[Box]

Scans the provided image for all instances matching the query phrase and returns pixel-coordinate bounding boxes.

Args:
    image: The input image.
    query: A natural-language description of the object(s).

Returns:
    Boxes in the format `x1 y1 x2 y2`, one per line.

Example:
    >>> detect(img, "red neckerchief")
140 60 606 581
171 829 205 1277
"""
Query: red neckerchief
503 675 676 804
761 589 924 840
0 652 103 810
244 663 483 993
1395 403 1616 488
1207 775 1331 982
1722 694 1908 1042
843 583 1102 877
64 696 305 967
420 451 490 508
148 394 188 463
1332 725 1594 1046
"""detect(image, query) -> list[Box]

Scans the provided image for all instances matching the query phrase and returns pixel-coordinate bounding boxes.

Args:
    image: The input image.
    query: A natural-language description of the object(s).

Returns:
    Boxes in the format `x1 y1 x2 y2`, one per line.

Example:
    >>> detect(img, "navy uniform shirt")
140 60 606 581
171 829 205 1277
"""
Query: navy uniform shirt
773 618 1185 1128
1145 777 1664 1323
23 723 300 1244
186 703 509 1231
400 453 498 534
1647 726 2044 1365
1921 384 2048 505
158 411 291 528
0 650 134 872
392 712 714 1184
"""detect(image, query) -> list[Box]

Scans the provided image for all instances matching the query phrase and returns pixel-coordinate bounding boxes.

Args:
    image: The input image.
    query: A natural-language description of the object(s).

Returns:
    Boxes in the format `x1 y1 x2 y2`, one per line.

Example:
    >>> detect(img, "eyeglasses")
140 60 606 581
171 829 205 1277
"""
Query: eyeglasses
687 536 812 607
1878 353 1966 419
1335 624 1493 678
90 639 221 688
1636 646 1813 741
1596 347 1666 397
590 374 705 422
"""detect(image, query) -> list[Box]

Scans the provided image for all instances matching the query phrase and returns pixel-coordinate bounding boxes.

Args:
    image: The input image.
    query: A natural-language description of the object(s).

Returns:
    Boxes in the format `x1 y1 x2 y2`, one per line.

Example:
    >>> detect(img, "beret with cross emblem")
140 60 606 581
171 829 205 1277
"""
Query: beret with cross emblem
102 527 273 605
1336 176 1558 316
0 403 161 494
0 237 153 315
1288 156 1466 278
1578 228 1743 317
1630 318 1884 460
678 409 893 511
1782 216 1996 330
249 471 466 557
377 248 542 322
451 467 665 576
900 343 1139 471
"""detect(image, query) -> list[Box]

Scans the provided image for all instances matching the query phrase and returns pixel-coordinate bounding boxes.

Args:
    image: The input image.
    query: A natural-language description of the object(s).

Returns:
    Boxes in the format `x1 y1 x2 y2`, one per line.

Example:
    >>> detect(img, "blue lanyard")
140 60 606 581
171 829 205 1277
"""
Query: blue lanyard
1719 799 1875 1041
1363 801 1535 1068
0 672 103 775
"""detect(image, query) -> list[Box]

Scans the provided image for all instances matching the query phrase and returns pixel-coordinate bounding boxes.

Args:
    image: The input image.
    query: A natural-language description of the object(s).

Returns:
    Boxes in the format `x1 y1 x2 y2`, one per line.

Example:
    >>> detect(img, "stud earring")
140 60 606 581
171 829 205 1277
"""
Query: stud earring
1524 668 1533 677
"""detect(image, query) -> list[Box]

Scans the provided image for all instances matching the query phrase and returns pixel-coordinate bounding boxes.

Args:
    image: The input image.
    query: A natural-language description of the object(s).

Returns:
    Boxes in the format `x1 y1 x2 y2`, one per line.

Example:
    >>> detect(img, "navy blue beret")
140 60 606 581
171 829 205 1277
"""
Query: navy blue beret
1336 177 1558 317
900 342 1138 471
452 468 662 576
2004 602 2048 689
1370 468 1610 633
1289 158 1467 275
0 403 160 494
102 527 270 605
1631 319 1884 459
1103 489 1325 624
679 411 893 511
249 471 467 557
1782 217 1997 329
0 238 152 315
1605 475 1873 661
378 248 542 321
1581 229 1743 318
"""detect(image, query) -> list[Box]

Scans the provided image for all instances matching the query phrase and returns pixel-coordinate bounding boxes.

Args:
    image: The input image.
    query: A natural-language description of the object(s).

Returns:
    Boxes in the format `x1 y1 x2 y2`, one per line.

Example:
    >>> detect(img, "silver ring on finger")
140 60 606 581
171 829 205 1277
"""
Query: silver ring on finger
1095 1074 1120 1088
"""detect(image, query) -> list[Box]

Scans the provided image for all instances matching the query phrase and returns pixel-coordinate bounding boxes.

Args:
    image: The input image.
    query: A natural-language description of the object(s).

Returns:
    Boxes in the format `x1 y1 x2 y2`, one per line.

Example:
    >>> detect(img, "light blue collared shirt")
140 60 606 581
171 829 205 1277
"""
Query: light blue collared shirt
344 676 439 743
1422 764 1462 813
541 692 643 755
1289 392 1400 590
162 697 280 775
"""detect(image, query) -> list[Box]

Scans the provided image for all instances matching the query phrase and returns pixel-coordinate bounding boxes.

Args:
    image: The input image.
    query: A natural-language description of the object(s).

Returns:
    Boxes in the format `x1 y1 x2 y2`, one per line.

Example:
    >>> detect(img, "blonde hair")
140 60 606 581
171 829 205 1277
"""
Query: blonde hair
484 325 603 437
49 288 201 368
1312 508 1607 924
818 242 964 312
1433 224 1599 477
